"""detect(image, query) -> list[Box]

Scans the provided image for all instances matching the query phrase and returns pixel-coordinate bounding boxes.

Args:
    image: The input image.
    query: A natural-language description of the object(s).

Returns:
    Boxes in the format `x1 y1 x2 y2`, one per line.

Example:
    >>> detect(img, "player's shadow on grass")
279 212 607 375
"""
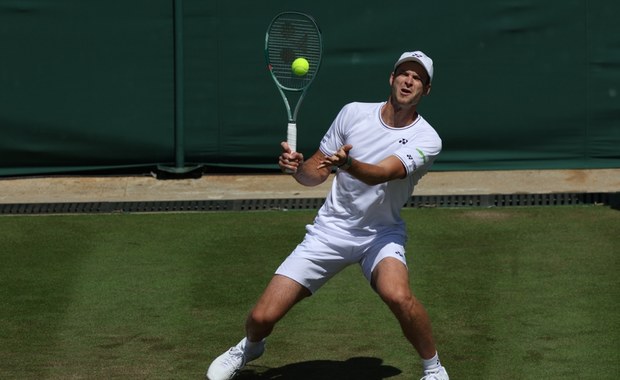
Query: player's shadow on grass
236 356 402 379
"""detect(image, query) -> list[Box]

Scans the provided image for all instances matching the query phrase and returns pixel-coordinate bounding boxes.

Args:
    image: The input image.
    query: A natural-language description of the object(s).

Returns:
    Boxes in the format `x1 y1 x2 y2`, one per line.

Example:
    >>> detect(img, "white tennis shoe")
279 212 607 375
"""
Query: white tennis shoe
420 365 449 380
206 338 265 380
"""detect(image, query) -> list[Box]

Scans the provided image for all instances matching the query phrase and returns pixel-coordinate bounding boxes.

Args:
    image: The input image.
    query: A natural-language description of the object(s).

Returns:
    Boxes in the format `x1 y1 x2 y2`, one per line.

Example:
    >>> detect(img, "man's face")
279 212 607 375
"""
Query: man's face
389 61 431 107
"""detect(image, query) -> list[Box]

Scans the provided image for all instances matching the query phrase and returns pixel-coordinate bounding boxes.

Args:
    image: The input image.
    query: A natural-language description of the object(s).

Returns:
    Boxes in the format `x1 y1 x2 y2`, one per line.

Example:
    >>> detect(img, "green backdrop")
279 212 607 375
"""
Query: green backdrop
1 0 618 176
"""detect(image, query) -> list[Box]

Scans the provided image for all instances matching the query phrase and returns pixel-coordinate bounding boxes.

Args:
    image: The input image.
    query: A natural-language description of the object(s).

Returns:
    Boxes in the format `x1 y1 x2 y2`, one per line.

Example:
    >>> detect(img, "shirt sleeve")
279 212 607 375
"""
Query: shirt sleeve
393 131 442 175
319 104 352 156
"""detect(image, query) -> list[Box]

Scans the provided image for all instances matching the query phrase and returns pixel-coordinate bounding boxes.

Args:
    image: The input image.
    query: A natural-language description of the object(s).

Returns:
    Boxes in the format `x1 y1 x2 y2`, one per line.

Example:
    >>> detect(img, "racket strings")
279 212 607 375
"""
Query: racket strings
267 15 321 90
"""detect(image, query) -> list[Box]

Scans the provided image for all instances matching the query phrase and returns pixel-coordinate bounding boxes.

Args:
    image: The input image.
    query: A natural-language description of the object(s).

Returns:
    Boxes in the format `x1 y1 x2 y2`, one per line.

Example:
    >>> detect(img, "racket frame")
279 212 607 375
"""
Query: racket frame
264 11 323 152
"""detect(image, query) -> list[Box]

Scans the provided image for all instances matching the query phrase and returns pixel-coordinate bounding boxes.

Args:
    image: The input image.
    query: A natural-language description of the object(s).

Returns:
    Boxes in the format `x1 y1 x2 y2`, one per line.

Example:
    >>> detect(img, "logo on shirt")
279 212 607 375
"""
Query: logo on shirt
398 138 408 145
416 148 428 164
406 154 418 171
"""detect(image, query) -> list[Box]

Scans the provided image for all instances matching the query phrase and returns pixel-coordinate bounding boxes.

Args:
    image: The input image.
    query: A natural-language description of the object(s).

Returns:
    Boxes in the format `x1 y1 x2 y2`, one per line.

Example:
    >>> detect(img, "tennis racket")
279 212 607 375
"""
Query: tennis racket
265 11 323 153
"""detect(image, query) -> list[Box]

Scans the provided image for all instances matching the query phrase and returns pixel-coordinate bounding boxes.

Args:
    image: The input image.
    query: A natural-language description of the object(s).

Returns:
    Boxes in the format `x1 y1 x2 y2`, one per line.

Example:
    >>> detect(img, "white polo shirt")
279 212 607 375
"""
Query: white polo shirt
313 101 442 238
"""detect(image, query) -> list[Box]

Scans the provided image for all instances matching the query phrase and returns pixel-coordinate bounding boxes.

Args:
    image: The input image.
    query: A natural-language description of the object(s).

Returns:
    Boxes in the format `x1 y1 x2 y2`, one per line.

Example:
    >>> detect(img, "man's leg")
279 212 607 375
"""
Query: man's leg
207 275 310 380
371 257 436 359
246 274 311 341
372 257 448 378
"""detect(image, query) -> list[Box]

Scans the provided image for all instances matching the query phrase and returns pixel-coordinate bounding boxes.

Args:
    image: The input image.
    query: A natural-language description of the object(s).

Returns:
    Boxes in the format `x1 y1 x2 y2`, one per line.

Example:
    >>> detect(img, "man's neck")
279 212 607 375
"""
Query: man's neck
381 98 418 128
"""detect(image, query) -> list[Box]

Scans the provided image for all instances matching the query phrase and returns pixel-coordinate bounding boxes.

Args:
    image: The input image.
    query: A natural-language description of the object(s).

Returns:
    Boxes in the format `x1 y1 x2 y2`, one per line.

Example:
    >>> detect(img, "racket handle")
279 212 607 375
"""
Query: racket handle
287 122 297 152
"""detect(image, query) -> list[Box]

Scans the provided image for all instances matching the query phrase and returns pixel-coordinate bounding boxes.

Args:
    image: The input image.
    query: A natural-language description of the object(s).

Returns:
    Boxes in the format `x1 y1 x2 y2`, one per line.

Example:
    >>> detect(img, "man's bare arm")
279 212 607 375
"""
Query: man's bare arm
279 142 331 187
318 145 406 186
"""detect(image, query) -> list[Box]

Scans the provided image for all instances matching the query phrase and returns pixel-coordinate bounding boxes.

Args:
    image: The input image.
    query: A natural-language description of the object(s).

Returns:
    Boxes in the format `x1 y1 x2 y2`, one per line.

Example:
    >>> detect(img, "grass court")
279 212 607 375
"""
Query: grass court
1 206 618 379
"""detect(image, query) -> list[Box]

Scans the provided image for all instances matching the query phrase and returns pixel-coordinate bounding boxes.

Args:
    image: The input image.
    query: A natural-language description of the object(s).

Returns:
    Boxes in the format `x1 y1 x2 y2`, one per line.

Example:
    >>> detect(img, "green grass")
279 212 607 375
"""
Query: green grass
0 206 618 379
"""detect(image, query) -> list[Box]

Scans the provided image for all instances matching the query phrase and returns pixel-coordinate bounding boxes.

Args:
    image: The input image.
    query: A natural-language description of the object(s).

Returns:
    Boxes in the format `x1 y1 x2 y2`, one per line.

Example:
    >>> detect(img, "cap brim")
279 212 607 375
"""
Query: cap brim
394 58 432 82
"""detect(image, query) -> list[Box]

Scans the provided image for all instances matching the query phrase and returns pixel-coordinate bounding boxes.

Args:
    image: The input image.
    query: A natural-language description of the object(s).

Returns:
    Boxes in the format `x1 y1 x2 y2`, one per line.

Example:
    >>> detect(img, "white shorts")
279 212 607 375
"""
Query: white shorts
275 225 408 294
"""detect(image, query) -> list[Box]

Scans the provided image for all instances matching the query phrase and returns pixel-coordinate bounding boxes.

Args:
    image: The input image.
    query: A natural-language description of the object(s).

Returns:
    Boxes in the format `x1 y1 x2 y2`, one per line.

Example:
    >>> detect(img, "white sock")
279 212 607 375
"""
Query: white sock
243 337 264 353
422 352 441 371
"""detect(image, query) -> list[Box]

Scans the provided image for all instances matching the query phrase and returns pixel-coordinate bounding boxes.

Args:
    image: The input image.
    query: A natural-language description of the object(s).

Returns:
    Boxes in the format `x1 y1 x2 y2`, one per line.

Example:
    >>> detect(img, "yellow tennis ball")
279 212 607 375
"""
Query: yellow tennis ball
291 57 310 76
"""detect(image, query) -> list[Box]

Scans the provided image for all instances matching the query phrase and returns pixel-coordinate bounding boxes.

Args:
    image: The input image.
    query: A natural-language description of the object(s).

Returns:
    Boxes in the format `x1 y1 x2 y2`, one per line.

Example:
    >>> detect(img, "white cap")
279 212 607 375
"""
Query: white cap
393 51 434 83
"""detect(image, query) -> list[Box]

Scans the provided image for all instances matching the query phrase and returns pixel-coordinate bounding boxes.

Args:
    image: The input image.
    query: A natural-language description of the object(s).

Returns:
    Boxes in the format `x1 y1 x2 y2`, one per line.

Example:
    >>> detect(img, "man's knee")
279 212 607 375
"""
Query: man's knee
247 304 278 328
380 287 414 310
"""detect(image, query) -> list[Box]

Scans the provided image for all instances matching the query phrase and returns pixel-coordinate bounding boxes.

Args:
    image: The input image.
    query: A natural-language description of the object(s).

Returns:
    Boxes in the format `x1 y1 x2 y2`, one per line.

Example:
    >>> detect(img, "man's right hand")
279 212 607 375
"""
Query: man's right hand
278 141 304 173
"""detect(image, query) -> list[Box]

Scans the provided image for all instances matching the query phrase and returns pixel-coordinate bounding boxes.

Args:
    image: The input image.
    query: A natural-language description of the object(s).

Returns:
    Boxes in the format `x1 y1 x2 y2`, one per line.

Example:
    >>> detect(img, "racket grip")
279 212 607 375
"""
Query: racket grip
287 122 297 152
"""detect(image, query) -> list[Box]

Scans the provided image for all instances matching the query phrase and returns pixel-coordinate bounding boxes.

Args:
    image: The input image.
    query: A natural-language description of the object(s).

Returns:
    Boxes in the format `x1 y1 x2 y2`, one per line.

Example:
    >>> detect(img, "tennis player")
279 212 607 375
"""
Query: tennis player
207 51 449 380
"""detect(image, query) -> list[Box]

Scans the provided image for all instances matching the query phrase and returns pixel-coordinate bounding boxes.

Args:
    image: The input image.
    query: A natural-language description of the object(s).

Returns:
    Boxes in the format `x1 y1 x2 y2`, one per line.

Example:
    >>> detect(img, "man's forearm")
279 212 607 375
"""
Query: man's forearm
293 156 330 187
343 155 406 186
